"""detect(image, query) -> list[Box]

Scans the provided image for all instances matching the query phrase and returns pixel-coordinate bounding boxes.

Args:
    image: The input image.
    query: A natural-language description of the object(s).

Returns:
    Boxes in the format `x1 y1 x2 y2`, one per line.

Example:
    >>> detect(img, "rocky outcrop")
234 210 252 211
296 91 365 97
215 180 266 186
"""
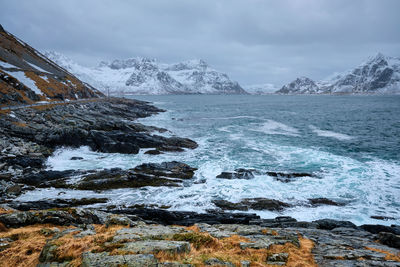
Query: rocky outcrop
213 198 291 212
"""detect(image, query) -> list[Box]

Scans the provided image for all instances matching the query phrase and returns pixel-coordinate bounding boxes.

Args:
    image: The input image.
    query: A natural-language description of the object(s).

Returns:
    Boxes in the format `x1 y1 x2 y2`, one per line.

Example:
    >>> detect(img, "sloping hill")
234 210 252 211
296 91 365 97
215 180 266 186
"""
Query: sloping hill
0 24 103 107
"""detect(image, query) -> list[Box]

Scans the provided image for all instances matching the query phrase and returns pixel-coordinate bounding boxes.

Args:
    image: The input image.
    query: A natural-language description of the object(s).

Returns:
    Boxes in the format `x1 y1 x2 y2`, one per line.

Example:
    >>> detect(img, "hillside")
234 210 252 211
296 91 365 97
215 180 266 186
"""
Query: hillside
0 25 102 107
45 51 247 95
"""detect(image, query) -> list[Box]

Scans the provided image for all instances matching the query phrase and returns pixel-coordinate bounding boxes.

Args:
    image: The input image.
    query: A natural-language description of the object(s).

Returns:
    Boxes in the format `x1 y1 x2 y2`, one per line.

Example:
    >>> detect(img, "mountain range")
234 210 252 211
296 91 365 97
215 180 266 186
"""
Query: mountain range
44 52 247 95
0 25 102 107
277 53 400 94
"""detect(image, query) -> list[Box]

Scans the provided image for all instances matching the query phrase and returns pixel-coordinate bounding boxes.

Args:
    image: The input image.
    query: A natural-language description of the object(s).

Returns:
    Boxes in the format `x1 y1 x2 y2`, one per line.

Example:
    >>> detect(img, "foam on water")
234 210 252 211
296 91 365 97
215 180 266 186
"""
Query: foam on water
309 125 354 141
254 120 300 137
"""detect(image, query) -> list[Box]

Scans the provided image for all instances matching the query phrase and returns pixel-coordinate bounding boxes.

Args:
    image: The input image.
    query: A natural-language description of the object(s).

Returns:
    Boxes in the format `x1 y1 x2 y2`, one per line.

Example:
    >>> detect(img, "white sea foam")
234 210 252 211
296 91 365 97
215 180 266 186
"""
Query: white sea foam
254 120 300 136
309 125 353 141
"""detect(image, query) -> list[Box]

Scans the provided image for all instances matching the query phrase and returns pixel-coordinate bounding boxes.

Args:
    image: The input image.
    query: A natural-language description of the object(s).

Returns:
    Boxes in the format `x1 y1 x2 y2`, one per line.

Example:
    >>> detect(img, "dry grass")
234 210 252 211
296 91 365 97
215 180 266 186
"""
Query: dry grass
0 208 14 215
52 224 123 267
155 230 317 267
0 224 69 267
11 121 28 127
365 246 400 262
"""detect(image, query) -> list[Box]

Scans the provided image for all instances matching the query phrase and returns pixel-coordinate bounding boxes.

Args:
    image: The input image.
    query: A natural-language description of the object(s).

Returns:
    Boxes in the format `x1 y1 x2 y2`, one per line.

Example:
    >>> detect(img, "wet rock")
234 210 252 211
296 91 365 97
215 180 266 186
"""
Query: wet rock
212 200 249 211
0 208 102 227
377 232 400 249
74 162 195 191
9 198 109 211
5 155 45 169
370 215 396 221
266 171 315 183
70 156 83 160
108 208 260 226
314 219 357 230
144 149 162 155
81 252 158 267
309 198 346 206
360 224 400 235
133 161 197 179
240 261 250 267
241 198 291 211
216 169 256 179
121 240 190 254
213 198 290 212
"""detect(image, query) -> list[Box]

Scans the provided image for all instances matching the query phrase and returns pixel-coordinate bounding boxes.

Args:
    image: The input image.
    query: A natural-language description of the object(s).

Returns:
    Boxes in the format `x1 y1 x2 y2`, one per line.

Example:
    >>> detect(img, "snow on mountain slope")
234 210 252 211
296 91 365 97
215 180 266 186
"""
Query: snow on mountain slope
0 25 102 107
244 83 278 94
277 77 321 94
44 52 247 95
277 53 400 94
325 53 400 94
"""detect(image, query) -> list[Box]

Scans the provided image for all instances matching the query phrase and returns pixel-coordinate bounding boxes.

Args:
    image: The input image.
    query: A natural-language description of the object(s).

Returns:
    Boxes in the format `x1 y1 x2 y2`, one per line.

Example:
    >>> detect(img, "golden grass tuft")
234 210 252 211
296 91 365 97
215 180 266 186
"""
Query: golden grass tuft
155 230 317 267
11 121 28 127
53 224 123 267
365 246 400 262
0 224 69 267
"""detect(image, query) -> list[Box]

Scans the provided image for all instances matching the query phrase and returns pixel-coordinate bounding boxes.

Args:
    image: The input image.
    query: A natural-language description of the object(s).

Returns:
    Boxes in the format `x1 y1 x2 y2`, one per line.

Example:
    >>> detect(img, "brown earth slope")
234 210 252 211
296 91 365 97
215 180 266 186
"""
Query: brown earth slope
0 24 103 107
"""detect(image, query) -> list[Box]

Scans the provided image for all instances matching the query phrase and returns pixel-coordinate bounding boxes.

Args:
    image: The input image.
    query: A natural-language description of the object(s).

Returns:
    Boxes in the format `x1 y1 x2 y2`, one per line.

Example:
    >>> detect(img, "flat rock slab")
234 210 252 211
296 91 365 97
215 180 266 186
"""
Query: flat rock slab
121 240 191 254
115 225 187 239
81 252 158 267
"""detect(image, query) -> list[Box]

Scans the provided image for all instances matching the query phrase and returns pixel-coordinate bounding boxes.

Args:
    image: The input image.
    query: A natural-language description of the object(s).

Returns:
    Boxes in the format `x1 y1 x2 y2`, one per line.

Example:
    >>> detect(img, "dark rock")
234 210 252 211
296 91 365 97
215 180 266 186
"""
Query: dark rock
314 219 357 230
266 171 315 183
107 208 260 226
70 157 83 160
242 198 291 211
5 155 44 169
75 161 195 190
0 209 102 227
360 224 400 235
15 170 78 187
309 198 345 206
370 215 396 221
213 198 290 212
216 169 255 179
212 200 249 211
376 232 400 249
9 198 109 211
133 161 197 179
144 149 162 155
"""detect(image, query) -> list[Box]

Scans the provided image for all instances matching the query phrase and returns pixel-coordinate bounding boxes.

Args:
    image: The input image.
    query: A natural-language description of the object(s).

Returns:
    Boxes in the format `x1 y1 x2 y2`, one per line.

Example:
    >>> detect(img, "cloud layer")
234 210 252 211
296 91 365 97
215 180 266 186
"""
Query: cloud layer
1 0 399 86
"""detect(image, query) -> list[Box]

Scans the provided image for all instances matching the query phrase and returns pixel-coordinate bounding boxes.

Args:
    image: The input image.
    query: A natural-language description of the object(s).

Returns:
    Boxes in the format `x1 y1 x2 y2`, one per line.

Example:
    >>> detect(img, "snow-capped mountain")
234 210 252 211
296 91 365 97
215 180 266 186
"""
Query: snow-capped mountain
244 83 277 95
276 77 320 94
44 52 247 95
277 53 400 94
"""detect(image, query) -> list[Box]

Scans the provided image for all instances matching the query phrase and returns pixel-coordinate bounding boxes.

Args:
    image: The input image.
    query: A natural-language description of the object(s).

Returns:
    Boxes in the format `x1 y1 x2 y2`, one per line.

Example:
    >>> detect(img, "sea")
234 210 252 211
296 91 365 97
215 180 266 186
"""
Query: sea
17 95 400 226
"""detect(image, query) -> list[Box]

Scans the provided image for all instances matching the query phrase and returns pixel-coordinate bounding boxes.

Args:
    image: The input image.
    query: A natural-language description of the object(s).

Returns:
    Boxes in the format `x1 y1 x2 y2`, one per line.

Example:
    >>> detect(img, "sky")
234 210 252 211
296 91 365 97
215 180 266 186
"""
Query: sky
1 0 400 87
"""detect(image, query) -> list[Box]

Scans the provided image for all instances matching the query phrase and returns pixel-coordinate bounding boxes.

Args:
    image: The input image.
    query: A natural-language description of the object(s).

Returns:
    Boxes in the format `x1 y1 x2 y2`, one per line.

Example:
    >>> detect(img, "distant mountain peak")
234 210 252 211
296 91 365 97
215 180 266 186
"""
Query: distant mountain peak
45 51 247 95
277 53 400 95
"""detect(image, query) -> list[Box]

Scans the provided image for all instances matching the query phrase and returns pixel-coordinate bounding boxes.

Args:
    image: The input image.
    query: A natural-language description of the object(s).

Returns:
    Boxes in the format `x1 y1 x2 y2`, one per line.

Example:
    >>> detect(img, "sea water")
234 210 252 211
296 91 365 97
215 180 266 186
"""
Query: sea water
18 95 400 225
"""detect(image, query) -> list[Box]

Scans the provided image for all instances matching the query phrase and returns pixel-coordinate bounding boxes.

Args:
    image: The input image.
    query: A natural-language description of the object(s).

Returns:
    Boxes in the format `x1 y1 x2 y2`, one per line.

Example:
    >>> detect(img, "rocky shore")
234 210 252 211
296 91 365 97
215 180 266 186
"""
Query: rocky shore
0 97 399 266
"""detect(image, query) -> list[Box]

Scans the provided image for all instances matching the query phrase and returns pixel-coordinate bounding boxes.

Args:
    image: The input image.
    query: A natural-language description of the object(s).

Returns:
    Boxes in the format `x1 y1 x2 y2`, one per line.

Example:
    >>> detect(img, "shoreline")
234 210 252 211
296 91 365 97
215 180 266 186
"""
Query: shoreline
0 97 399 266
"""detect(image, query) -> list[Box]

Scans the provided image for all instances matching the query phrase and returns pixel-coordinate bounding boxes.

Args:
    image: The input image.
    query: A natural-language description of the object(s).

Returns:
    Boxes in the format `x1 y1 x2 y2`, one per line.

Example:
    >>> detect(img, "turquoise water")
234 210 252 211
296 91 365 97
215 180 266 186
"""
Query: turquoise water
19 95 400 225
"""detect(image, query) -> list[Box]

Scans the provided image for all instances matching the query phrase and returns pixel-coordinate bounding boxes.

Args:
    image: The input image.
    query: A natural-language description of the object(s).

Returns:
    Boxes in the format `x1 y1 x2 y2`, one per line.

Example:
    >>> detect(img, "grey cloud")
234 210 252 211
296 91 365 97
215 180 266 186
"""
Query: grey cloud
1 0 399 86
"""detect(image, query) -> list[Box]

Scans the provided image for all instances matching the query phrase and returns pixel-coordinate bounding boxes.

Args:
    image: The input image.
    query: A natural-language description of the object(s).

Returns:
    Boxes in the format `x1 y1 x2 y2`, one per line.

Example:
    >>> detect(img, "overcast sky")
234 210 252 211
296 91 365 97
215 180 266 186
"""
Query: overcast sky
1 0 400 87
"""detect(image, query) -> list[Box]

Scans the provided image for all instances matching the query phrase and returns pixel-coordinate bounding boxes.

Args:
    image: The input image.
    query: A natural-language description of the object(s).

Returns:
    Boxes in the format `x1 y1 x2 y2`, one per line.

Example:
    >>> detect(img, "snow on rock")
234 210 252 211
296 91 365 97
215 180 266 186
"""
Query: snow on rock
7 70 44 95
44 52 247 95
277 77 321 94
277 53 400 94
